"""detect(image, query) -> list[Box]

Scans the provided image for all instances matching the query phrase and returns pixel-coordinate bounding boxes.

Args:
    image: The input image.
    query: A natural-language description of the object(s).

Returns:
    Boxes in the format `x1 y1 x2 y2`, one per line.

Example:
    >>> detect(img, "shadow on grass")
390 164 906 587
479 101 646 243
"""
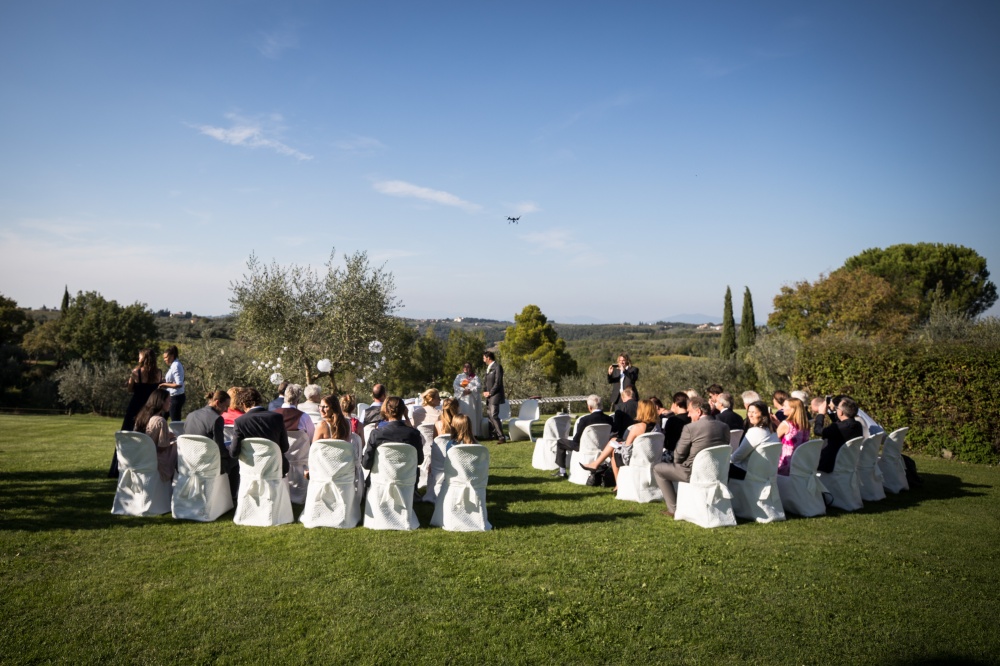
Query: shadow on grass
489 510 639 528
893 655 993 666
0 470 174 531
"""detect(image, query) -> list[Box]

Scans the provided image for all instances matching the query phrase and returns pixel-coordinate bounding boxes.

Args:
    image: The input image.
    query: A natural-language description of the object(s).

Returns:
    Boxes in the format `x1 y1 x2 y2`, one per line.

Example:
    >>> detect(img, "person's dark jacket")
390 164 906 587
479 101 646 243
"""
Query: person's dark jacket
817 418 864 474
362 420 423 470
662 413 691 453
184 405 235 472
231 406 290 476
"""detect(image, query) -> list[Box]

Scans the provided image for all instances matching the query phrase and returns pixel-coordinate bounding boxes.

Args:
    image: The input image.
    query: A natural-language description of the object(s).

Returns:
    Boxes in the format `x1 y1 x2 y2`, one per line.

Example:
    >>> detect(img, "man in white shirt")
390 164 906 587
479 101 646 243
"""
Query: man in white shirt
160 345 185 422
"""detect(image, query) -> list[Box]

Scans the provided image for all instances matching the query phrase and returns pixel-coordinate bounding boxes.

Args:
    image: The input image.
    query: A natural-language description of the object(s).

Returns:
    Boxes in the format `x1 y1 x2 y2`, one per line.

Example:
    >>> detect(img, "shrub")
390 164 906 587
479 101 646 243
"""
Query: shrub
53 358 130 417
795 340 1000 464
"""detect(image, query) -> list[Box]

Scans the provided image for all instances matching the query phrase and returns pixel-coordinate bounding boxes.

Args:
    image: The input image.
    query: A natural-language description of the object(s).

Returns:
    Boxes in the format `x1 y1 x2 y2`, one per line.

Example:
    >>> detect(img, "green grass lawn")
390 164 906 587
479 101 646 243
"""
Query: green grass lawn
1 414 998 664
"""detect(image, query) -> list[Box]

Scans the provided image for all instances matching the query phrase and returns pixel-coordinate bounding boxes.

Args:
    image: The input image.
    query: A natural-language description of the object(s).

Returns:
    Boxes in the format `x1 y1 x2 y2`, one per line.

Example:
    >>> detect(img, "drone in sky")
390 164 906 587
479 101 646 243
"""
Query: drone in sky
506 216 520 224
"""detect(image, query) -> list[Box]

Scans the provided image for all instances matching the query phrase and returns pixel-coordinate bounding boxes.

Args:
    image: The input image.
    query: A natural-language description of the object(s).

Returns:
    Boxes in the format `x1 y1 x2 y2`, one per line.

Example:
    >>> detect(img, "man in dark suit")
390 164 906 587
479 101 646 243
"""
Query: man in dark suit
818 397 864 473
363 384 387 426
652 396 730 516
715 392 745 431
231 388 290 476
552 394 614 478
482 351 506 444
184 390 238 497
612 386 638 439
661 392 691 461
607 353 639 409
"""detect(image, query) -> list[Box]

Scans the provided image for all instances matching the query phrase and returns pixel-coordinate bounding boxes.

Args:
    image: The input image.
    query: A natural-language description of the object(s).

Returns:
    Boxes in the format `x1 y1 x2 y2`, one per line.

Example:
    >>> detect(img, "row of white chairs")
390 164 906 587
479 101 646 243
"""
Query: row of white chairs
111 431 491 531
530 419 912 528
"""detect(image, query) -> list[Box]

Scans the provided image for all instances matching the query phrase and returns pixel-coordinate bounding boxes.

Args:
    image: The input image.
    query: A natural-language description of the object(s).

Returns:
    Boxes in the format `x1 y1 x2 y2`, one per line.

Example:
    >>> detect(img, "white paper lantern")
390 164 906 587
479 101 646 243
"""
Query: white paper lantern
317 358 332 373
269 372 283 385
368 340 383 354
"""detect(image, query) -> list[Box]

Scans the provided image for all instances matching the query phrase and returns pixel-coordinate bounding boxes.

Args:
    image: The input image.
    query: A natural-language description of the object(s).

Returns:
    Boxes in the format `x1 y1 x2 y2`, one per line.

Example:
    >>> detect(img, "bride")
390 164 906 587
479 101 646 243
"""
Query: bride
452 362 483 437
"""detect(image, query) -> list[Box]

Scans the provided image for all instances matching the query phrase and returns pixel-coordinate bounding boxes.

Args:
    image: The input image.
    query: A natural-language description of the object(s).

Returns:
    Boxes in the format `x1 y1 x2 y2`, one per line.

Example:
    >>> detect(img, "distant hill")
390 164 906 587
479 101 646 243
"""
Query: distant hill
659 313 720 325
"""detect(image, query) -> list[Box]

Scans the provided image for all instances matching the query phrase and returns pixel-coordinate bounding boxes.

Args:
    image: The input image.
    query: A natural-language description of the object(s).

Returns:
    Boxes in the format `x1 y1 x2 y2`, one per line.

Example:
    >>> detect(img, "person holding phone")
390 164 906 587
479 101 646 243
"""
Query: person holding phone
607 353 639 409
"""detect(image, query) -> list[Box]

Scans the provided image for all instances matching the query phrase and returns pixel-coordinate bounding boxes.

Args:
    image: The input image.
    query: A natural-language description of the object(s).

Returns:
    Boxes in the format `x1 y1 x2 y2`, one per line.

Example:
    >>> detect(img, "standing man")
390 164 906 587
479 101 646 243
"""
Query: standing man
160 345 185 422
607 353 639 409
482 351 506 444
652 396 730 516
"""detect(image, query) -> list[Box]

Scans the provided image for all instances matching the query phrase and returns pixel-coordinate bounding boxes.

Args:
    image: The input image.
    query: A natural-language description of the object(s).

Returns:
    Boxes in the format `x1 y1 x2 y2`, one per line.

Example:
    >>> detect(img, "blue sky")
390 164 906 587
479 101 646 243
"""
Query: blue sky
2 1 998 323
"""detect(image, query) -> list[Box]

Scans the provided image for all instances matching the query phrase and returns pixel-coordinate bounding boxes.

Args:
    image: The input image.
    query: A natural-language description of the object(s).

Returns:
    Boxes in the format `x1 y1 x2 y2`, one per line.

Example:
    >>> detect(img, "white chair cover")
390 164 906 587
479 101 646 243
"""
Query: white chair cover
233 437 294 526
172 435 234 522
729 442 785 523
674 445 736 528
423 435 451 503
285 430 311 504
112 431 172 516
567 424 613 485
729 429 743 452
857 433 887 502
431 444 492 531
417 423 437 490
775 439 827 517
364 443 419 530
616 432 665 503
356 402 369 420
300 439 360 529
508 399 540 442
819 436 864 511
531 414 571 470
351 432 366 493
879 427 910 494
168 421 186 437
363 423 377 451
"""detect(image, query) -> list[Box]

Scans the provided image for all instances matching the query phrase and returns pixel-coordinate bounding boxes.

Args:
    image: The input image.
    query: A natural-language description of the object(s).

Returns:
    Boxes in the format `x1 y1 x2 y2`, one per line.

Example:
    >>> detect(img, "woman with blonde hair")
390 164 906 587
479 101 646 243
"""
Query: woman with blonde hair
582 398 659 487
221 386 244 425
446 413 478 452
776 397 810 476
435 397 460 437
339 394 362 438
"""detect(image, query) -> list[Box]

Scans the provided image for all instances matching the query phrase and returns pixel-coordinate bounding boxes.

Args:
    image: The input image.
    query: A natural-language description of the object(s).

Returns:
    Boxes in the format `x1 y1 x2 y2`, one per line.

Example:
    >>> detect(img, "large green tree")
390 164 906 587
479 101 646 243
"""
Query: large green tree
0 294 32 347
843 243 997 321
443 328 486 378
738 287 756 351
719 286 736 359
230 249 400 391
499 305 577 386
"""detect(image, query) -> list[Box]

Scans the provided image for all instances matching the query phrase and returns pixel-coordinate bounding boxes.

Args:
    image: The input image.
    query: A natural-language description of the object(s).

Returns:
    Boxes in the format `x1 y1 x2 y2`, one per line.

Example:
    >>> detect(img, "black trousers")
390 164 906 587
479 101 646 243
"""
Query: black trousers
555 439 577 468
486 401 505 441
169 393 186 421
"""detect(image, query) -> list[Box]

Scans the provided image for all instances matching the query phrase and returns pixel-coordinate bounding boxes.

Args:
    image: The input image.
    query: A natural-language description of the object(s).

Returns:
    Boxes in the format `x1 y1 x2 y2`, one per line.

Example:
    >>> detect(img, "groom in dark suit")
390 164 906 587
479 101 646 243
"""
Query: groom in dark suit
231 388 290 476
482 351 506 444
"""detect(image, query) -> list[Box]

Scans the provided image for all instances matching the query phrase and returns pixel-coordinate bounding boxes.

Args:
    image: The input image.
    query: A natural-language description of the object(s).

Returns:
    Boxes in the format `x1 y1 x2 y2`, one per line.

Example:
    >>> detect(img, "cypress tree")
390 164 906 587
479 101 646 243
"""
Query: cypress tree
60 286 70 313
719 286 737 359
738 286 757 350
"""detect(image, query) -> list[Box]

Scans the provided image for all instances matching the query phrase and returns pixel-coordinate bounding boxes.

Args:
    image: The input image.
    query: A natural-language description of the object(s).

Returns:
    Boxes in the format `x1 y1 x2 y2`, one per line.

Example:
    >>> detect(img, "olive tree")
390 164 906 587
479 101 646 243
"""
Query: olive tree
230 249 400 393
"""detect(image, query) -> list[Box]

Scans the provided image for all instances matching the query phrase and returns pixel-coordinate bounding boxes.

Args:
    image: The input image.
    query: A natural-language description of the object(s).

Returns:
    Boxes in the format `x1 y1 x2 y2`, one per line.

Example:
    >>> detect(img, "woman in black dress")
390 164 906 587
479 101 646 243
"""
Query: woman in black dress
108 348 161 477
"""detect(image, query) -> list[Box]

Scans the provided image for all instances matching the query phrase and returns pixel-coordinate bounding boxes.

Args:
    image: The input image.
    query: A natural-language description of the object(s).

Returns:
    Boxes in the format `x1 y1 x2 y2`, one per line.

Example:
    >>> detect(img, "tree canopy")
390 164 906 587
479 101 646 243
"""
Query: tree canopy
738 287 756 351
843 243 997 321
498 305 577 385
719 286 736 359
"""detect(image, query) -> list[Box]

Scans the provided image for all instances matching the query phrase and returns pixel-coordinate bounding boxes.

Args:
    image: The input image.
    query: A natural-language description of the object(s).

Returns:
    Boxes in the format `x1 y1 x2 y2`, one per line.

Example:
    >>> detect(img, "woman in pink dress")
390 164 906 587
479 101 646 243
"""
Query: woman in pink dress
776 397 810 476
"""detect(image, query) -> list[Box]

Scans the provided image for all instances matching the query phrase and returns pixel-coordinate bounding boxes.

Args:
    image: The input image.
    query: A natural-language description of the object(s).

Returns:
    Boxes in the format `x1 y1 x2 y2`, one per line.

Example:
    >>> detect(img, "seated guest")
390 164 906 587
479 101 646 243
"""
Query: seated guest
776 397 809 476
771 389 790 428
652 396 730 516
817 397 863 473
662 392 691 462
340 394 363 438
362 396 423 476
299 384 323 426
185 390 238 498
647 396 668 431
278 384 315 441
314 394 352 442
729 401 779 480
706 384 725 415
221 386 244 425
268 380 290 411
715 391 744 431
612 385 638 439
435 397 460 437
232 387 289 476
446 413 478 452
363 384 387 426
552 394 614 478
790 389 810 406
581 398 659 488
684 388 700 401
134 388 177 483
741 390 761 408
810 396 831 437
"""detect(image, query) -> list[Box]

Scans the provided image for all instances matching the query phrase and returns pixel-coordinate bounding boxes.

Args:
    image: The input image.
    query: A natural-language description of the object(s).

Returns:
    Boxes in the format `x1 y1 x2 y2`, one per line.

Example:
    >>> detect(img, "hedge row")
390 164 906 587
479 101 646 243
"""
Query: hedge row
794 341 1000 464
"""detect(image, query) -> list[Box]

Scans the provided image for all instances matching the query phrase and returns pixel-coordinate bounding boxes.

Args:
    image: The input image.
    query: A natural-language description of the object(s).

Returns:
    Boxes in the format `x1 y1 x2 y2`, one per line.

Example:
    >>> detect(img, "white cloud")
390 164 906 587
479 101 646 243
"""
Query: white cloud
372 180 480 212
511 201 540 215
334 135 386 154
255 23 300 59
520 228 607 266
192 113 313 161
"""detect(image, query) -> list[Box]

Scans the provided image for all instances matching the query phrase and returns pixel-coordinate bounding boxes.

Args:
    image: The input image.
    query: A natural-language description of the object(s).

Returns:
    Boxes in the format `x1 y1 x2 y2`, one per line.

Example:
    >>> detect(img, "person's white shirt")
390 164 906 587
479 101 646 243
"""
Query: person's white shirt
730 426 780 472
164 360 184 397
299 400 322 426
281 402 316 439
